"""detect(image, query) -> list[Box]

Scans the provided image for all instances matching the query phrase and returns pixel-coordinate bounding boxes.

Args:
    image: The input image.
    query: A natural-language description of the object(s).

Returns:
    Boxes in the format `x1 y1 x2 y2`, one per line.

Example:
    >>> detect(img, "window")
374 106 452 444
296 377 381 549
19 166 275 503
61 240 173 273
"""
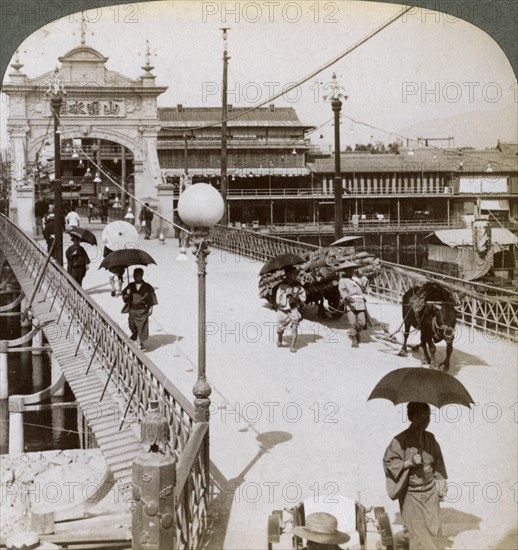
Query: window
227 104 233 112
269 104 275 112
177 104 183 112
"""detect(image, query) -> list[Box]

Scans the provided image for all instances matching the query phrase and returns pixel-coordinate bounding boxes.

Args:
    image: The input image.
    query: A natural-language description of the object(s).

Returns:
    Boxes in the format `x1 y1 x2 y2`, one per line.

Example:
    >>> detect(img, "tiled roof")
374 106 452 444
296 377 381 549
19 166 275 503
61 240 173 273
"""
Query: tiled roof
158 106 312 128
309 148 518 173
498 142 518 156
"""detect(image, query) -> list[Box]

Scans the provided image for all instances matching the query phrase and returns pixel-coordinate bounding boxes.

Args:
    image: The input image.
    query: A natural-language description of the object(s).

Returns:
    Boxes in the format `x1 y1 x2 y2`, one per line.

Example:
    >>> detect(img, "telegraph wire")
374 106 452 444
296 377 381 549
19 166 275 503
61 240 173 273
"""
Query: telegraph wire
187 6 414 131
342 114 518 171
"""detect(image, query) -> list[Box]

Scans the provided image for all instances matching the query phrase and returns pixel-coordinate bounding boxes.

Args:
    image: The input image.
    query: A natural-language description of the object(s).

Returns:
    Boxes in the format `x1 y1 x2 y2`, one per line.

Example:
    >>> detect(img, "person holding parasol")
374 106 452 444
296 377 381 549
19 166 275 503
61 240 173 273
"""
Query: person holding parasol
369 368 474 550
383 402 447 550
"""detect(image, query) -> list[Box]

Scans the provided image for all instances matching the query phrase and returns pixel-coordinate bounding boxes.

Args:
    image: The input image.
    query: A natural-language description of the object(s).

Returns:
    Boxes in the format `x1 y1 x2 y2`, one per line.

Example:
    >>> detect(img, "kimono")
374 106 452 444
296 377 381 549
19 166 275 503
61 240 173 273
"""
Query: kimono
43 216 56 253
122 281 158 343
383 429 447 549
65 243 90 286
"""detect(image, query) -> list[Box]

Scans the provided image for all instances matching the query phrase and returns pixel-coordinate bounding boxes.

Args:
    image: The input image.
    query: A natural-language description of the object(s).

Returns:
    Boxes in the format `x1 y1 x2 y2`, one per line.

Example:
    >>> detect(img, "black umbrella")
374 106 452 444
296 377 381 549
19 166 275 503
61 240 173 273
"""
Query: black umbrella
367 367 474 408
100 249 157 270
259 253 305 275
66 227 97 246
330 235 363 246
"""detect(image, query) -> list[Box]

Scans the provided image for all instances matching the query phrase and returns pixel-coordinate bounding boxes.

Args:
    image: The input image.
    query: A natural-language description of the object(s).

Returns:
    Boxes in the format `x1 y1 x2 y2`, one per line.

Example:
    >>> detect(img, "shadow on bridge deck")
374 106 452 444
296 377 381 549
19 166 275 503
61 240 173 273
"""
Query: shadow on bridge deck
78 230 517 550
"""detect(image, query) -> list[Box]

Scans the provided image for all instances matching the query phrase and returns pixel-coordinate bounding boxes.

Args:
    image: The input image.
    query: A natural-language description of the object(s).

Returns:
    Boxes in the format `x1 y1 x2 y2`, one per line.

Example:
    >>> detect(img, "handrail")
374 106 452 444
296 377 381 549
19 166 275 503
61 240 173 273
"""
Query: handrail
0 214 195 453
380 260 518 300
210 224 518 341
1 213 213 547
175 422 209 501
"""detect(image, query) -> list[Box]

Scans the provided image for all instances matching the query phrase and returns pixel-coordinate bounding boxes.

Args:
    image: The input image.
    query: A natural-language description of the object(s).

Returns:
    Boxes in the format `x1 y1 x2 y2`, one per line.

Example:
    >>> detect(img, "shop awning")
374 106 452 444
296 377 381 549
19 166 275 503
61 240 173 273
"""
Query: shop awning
479 199 510 211
458 177 508 193
428 227 518 247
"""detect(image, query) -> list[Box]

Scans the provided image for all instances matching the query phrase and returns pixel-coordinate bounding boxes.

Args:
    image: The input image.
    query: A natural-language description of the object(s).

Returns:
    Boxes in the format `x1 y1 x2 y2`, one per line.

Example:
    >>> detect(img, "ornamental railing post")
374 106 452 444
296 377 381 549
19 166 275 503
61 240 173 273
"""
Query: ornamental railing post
132 400 176 550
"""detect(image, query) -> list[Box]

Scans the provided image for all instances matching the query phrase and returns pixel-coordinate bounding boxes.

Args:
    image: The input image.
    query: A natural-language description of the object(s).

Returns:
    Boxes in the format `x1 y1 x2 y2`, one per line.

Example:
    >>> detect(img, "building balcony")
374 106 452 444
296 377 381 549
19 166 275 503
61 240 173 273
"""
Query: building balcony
157 138 309 149
60 144 134 158
225 187 457 199
266 219 464 235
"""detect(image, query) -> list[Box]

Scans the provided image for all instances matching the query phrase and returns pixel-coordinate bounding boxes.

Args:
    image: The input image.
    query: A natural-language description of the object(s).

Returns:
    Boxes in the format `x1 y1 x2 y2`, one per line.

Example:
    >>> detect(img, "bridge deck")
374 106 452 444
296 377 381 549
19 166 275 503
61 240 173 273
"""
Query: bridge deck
75 228 517 550
4 221 516 549
2 244 142 491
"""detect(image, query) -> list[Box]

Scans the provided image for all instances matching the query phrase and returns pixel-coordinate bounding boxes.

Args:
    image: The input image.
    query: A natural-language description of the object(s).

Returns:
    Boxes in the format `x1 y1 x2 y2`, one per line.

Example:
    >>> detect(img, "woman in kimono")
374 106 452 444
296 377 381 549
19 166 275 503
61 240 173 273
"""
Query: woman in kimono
383 402 448 549
122 268 158 350
65 236 90 286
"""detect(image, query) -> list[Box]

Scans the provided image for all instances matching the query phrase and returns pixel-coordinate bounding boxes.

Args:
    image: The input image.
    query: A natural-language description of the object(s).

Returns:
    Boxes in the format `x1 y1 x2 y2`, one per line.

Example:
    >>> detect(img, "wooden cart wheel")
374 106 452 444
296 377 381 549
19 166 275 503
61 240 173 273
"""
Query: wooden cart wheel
267 510 282 549
374 508 394 550
356 503 367 548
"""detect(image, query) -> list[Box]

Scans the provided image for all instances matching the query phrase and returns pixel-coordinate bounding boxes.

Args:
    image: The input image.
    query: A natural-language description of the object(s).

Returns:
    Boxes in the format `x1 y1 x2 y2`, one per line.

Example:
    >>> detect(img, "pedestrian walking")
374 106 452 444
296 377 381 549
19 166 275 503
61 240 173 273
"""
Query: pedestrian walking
139 202 154 239
338 267 369 347
100 202 108 224
122 268 158 350
65 206 80 229
383 402 448 550
87 201 94 222
43 213 56 253
275 265 306 353
65 236 90 286
103 246 124 296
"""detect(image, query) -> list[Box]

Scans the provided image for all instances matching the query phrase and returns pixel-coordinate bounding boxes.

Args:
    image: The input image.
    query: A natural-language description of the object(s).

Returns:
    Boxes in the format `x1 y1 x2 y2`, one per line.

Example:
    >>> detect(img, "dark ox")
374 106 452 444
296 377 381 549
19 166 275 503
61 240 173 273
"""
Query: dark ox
398 283 457 371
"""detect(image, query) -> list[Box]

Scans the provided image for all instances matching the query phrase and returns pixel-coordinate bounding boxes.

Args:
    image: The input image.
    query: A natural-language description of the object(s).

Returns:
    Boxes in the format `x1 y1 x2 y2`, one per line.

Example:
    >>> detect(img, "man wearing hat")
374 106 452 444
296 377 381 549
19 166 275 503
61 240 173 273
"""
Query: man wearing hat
337 263 368 348
275 265 306 352
293 512 350 550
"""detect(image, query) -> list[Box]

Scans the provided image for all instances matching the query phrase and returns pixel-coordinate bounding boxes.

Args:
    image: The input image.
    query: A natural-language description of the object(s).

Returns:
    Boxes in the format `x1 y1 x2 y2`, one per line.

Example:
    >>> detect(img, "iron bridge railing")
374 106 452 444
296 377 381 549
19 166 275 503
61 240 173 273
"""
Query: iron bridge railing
0 214 210 549
211 224 518 342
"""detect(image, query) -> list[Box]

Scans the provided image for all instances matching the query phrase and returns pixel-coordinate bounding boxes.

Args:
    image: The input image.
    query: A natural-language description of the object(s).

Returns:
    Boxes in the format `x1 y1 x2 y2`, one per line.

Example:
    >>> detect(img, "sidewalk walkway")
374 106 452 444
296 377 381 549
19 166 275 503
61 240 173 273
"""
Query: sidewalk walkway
74 221 517 550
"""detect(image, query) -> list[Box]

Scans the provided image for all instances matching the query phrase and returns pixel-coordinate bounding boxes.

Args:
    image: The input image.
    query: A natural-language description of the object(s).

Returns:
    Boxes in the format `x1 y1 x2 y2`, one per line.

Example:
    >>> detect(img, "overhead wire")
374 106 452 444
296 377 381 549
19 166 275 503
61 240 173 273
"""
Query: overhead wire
341 114 518 170
56 118 191 234
184 6 414 132
42 5 410 224
43 3 515 237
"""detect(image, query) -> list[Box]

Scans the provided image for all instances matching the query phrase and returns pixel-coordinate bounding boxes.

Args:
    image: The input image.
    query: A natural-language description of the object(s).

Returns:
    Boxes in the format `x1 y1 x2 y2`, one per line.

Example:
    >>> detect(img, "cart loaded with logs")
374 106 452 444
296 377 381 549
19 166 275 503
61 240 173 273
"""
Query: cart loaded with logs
258 244 381 319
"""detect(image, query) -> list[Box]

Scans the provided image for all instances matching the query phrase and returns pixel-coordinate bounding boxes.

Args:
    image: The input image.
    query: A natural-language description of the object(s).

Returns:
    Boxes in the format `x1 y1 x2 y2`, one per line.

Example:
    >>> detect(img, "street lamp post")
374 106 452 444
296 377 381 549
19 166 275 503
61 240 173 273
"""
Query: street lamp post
177 183 224 423
332 96 343 241
326 72 347 241
269 161 273 224
45 67 66 265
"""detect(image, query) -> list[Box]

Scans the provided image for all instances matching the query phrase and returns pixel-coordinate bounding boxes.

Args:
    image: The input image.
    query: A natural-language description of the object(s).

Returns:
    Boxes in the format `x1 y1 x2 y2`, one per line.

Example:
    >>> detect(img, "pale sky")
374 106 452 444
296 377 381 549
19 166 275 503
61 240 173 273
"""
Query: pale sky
1 0 517 150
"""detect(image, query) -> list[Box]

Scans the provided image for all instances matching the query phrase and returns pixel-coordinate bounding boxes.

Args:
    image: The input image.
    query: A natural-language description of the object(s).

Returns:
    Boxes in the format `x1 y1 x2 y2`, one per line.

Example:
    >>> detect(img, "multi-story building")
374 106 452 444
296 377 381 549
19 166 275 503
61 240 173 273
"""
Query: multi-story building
156 105 313 226
308 144 518 230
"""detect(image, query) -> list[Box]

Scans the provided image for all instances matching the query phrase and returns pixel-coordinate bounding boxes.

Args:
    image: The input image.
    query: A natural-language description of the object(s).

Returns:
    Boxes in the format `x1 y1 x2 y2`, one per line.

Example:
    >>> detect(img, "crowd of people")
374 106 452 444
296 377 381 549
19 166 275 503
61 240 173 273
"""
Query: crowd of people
270 264 449 549
39 202 159 351
39 201 450 548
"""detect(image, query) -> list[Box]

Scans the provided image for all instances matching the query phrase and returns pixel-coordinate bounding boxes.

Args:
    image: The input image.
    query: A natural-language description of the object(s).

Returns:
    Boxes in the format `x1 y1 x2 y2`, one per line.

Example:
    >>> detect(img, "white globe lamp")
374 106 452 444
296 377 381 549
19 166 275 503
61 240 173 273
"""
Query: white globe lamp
177 183 224 228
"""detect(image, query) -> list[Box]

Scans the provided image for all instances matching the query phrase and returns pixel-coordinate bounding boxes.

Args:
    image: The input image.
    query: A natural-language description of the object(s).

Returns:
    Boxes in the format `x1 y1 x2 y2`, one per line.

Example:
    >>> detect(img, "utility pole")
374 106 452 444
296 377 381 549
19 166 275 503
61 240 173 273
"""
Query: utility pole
220 28 230 225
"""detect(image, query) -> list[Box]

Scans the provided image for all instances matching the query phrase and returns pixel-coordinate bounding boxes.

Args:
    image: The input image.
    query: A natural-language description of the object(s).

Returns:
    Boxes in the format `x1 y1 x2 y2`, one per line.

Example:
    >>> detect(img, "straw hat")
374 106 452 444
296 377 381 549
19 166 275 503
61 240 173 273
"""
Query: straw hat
334 260 359 272
293 512 350 545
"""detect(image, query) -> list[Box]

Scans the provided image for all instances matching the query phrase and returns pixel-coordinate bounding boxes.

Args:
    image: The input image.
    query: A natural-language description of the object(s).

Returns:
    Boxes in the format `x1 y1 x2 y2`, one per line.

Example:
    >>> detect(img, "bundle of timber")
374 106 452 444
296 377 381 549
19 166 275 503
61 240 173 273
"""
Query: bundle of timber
259 246 381 303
